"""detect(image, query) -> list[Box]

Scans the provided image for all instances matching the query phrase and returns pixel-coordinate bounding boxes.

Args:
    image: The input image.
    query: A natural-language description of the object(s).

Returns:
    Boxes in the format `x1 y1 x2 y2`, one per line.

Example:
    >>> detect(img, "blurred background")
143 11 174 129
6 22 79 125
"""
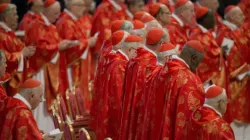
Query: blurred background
8 0 241 22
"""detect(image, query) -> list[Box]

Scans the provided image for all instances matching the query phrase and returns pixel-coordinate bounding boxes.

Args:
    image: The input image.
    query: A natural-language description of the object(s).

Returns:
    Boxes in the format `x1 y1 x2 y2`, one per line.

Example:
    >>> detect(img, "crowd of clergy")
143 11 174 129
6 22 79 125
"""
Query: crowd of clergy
0 0 249 139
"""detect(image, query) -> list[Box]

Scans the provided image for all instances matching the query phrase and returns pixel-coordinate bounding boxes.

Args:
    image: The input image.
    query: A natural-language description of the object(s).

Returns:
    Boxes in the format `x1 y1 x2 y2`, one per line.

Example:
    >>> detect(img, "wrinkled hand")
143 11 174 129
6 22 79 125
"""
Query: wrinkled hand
58 40 72 51
88 36 97 48
22 46 36 57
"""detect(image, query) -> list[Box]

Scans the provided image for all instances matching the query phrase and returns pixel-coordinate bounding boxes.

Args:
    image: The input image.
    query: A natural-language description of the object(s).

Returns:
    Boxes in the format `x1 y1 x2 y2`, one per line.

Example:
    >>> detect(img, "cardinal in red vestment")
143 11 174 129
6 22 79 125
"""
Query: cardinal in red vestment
156 40 205 140
141 15 162 31
148 3 172 27
0 50 7 98
89 20 133 130
91 0 126 56
25 0 73 132
141 43 179 140
18 0 43 32
98 33 143 140
119 28 168 140
0 79 45 140
0 3 36 96
184 85 235 140
190 6 224 88
167 0 196 51
56 0 97 111
131 20 146 42
217 5 250 139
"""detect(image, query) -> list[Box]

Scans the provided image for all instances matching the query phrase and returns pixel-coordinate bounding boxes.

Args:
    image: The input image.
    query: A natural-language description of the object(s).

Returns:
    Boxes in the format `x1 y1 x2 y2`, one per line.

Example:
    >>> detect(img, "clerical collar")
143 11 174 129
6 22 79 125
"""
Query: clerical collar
172 14 184 27
111 49 117 53
0 21 11 32
222 20 238 31
40 13 51 26
204 104 222 117
143 46 157 58
125 9 133 19
197 24 208 33
14 93 32 110
171 55 190 68
28 11 35 15
64 9 78 21
118 49 129 60
108 0 122 11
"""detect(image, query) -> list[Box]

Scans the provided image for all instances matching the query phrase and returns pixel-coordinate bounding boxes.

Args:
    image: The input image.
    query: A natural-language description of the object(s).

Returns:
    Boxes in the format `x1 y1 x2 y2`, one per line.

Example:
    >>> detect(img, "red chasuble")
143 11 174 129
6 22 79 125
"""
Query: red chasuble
159 58 205 140
91 0 126 54
0 97 43 140
119 47 157 140
166 16 188 51
19 12 41 31
184 106 235 140
217 23 250 123
0 25 25 95
25 15 61 111
140 65 165 140
189 26 224 86
89 39 112 130
95 51 128 140
56 11 90 109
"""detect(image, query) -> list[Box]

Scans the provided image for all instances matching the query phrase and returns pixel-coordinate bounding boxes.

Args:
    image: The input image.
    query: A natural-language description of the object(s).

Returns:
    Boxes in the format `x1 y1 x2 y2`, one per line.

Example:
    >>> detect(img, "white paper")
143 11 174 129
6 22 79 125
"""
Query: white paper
50 52 59 64
15 31 25 36
44 129 63 140
221 37 234 55
81 47 89 60
237 71 250 81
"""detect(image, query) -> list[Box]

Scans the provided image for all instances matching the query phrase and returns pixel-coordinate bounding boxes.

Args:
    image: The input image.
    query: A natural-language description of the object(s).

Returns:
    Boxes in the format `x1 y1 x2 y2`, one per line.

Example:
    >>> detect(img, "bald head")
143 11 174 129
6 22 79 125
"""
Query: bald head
29 0 44 14
19 85 43 110
174 1 196 26
0 4 18 30
43 1 61 23
179 42 204 72
198 0 219 13
225 6 245 27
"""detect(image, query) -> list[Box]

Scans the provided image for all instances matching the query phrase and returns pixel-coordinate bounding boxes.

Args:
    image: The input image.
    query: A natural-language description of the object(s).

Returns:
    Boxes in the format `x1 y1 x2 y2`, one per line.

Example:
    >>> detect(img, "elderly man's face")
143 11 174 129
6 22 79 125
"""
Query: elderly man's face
232 8 245 26
202 0 219 13
47 2 61 23
32 0 44 14
70 0 86 18
158 5 172 26
129 0 145 15
5 7 18 30
30 86 43 110
0 52 6 78
182 2 196 25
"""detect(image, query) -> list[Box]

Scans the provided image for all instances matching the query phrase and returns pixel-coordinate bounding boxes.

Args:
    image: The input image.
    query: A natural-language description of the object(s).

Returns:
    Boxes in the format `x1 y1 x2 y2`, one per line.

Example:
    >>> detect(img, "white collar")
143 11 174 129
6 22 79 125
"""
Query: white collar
118 49 129 60
204 104 222 117
108 0 122 11
111 49 117 53
143 46 157 58
0 22 12 32
40 13 50 26
197 24 208 33
222 20 238 31
14 93 32 110
28 11 35 15
125 9 133 19
171 55 190 68
172 13 184 27
157 61 164 66
64 9 78 21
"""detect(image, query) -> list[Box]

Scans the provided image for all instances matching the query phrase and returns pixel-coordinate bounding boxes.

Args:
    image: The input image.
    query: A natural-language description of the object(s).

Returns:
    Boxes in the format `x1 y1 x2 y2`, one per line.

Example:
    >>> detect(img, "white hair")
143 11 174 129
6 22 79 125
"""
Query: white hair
224 6 241 20
0 4 16 20
204 85 227 105
113 31 130 48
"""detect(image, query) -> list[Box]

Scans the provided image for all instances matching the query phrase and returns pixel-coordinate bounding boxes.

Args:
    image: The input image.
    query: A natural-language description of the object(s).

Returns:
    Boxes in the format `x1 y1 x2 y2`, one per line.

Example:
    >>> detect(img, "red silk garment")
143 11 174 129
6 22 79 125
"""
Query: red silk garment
119 48 157 140
190 26 225 87
166 17 188 51
184 106 235 140
25 15 61 111
217 24 250 123
0 97 43 140
19 12 41 31
0 26 25 96
91 0 126 54
0 84 7 98
95 51 128 140
159 58 205 140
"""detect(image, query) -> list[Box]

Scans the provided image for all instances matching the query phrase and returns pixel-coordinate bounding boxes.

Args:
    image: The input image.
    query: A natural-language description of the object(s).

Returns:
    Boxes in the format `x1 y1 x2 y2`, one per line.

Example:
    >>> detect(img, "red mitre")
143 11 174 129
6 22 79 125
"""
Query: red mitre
205 86 224 98
20 79 41 89
0 3 8 14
